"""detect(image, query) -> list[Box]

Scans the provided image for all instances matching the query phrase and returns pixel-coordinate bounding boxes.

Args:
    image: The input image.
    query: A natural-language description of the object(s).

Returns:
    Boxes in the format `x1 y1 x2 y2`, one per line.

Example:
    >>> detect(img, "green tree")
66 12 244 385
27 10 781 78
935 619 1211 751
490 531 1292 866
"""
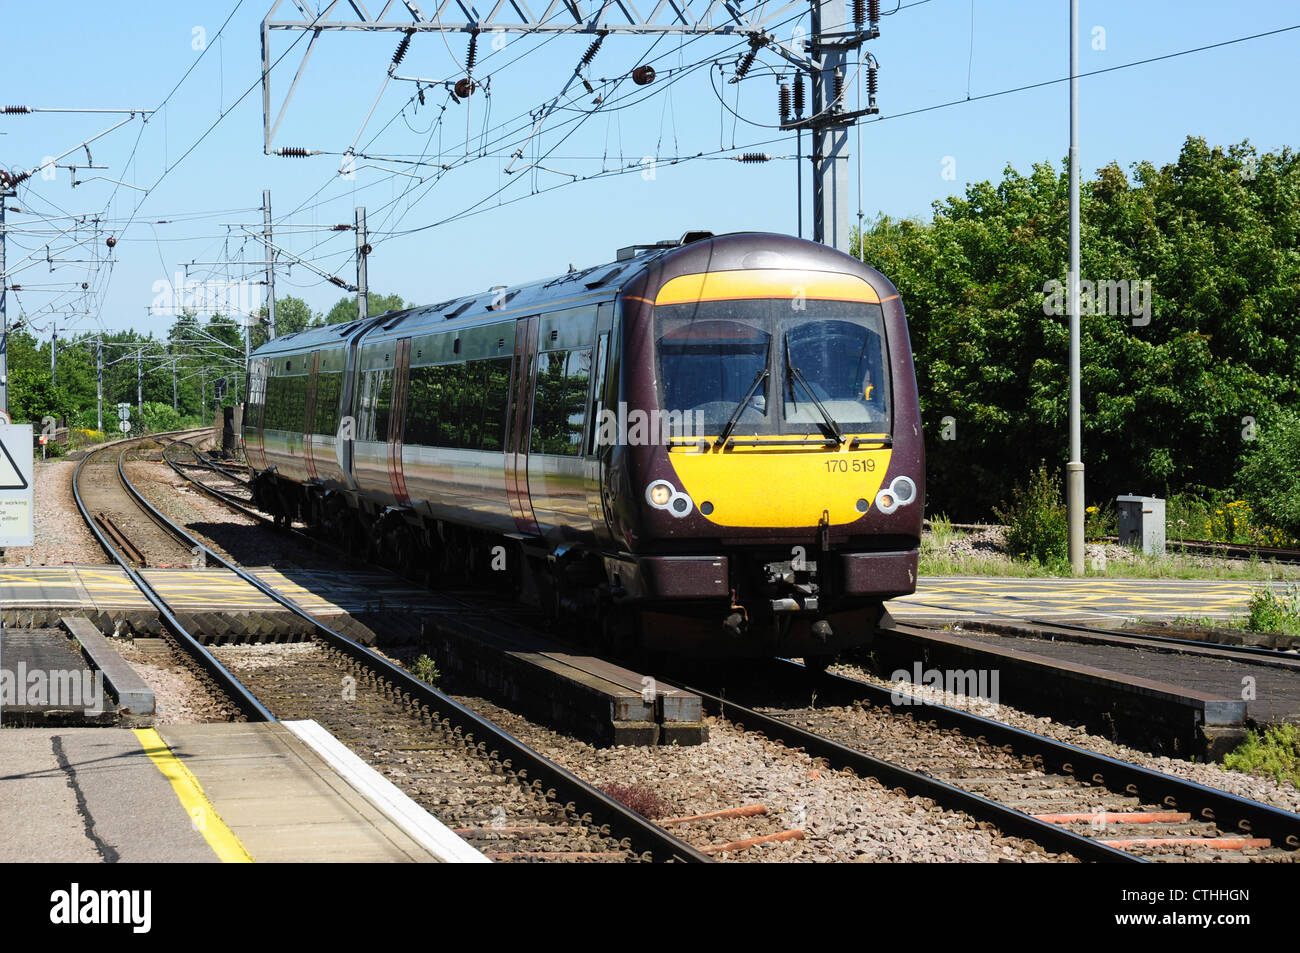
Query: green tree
856 137 1300 518
1237 409 1300 539
322 292 405 325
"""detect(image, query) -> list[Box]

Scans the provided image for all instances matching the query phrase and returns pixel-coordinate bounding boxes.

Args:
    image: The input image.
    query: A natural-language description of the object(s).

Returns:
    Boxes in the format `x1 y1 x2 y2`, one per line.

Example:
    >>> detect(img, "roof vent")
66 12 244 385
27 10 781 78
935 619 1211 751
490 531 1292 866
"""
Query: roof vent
615 230 711 261
678 229 714 245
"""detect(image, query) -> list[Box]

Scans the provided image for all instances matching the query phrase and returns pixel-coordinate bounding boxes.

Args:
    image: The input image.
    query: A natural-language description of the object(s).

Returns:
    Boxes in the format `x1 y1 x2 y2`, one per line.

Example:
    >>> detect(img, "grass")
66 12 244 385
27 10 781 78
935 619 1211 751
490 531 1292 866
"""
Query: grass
918 543 1300 580
1224 724 1300 790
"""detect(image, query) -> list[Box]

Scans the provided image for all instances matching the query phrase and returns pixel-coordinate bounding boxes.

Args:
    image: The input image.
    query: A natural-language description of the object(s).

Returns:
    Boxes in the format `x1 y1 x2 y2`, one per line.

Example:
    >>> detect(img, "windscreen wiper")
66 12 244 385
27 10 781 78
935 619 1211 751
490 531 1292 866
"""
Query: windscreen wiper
785 346 846 445
715 367 769 447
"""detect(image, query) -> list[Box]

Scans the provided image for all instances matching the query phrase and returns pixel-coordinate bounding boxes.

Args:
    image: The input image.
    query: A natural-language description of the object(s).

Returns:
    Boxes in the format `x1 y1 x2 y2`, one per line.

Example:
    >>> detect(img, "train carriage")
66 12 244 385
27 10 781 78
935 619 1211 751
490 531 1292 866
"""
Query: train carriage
244 230 924 659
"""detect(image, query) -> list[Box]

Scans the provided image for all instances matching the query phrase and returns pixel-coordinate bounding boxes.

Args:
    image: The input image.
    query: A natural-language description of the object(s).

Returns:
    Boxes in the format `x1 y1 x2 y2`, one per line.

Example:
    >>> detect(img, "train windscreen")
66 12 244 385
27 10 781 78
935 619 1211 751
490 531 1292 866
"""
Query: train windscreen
655 299 890 438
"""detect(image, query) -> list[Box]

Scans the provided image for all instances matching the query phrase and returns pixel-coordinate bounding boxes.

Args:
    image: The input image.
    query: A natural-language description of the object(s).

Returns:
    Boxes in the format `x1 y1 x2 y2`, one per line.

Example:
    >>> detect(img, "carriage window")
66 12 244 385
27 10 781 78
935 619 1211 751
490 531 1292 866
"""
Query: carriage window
405 357 512 450
312 372 343 435
531 348 591 455
480 358 511 451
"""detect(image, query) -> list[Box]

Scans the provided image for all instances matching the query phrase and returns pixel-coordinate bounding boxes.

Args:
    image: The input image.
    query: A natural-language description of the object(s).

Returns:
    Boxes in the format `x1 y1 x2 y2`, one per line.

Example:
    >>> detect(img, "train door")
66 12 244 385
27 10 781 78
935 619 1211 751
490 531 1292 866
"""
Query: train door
302 350 320 482
386 337 412 506
245 357 269 470
584 301 618 547
506 315 540 536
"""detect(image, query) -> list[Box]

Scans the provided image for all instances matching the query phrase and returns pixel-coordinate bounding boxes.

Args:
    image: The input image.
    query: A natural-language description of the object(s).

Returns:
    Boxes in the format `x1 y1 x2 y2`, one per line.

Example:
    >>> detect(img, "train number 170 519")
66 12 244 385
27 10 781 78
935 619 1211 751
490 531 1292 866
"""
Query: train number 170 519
824 458 876 473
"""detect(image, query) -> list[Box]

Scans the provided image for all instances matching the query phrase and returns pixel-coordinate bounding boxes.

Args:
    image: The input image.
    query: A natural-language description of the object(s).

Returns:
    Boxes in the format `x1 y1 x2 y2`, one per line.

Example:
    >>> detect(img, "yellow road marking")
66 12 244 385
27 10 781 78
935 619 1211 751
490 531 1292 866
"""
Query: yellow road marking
133 728 254 863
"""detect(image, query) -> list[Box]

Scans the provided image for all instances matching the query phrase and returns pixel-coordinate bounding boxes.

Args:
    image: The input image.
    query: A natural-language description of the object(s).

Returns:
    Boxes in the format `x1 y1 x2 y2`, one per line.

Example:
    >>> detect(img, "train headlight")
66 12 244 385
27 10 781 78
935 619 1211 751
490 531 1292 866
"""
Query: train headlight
646 480 694 518
891 475 917 504
874 476 917 515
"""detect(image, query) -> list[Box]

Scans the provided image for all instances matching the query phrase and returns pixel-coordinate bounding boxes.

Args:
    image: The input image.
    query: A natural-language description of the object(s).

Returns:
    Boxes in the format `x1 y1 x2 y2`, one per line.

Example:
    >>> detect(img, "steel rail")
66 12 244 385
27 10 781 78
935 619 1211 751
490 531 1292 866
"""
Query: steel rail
795 661 1300 854
72 437 275 721
681 674 1142 863
147 438 708 862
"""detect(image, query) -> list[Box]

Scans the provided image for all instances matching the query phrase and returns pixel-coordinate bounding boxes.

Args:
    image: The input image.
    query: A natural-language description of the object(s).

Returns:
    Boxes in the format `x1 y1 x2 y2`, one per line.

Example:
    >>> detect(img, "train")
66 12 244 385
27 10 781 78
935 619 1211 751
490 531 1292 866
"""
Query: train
243 230 924 661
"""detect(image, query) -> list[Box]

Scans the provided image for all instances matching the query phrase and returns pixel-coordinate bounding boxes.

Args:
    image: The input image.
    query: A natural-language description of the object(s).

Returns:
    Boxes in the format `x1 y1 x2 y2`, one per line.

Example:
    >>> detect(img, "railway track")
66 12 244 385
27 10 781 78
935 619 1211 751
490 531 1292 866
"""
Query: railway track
682 660 1300 864
167 430 1300 862
74 432 708 863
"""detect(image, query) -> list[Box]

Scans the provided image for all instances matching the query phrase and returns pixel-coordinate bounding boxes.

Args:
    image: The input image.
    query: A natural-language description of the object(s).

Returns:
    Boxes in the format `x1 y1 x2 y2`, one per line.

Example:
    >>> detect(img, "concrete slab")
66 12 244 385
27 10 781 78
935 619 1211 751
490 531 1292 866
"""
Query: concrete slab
0 729 217 863
62 616 155 716
158 722 482 862
0 722 486 864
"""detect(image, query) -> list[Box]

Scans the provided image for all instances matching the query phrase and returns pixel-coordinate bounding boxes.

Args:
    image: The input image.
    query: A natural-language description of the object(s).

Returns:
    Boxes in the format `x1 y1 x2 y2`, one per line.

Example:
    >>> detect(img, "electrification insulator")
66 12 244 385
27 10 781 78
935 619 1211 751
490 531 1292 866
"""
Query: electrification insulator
632 65 656 86
731 49 758 83
4 105 31 114
466 32 478 75
106 236 116 248
579 33 606 68
392 29 414 67
834 68 844 104
779 82 791 120
81 282 89 290
276 146 311 157
454 77 475 99
417 85 426 105
867 62 878 107
853 0 865 28
738 153 771 163
869 0 880 26
793 73 805 116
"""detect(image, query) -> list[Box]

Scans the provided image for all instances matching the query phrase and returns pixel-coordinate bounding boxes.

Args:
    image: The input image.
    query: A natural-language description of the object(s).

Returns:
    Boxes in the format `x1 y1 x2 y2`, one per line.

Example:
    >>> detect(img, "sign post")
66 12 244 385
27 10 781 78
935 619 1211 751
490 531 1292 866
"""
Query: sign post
0 423 33 548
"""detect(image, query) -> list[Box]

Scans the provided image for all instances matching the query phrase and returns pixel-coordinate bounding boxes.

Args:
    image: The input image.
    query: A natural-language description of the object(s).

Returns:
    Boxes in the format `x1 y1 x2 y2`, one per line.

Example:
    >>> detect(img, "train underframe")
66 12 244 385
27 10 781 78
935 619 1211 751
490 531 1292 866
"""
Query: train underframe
252 470 896 663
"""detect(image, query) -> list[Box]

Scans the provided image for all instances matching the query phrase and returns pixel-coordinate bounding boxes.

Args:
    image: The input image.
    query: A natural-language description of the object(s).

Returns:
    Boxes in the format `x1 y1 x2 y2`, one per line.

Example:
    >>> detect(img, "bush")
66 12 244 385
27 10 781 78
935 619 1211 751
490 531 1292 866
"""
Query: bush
994 464 1068 566
1084 501 1116 538
1237 409 1300 543
1245 583 1300 637
1166 491 1214 541
409 654 440 683
1224 724 1300 790
140 401 183 434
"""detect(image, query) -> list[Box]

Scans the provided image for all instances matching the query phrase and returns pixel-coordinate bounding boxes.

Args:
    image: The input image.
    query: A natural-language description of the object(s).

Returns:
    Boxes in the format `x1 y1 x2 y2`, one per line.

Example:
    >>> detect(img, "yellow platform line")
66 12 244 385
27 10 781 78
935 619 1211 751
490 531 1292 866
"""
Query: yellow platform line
133 728 254 864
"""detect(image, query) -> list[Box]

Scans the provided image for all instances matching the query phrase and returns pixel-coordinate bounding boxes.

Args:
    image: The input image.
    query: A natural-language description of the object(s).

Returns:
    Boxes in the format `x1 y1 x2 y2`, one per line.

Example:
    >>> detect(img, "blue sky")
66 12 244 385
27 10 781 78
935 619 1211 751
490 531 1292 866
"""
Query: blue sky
1 0 1297 342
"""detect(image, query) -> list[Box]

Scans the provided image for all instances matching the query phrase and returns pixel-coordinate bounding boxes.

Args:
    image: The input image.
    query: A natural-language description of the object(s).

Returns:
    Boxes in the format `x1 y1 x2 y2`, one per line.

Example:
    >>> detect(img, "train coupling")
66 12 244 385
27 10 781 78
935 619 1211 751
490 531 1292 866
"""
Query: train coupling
764 556 820 613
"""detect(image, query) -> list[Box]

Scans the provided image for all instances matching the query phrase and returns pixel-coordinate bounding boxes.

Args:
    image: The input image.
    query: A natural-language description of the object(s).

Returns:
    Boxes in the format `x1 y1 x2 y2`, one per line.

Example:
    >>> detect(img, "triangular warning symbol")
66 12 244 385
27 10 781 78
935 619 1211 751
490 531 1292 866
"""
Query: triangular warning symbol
0 434 29 491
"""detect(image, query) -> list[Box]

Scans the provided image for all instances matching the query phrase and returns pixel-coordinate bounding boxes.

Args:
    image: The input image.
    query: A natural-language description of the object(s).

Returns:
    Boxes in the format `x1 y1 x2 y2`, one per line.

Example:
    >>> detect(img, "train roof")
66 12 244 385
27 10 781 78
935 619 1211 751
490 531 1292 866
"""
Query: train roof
252 232 709 358
251 230 884 358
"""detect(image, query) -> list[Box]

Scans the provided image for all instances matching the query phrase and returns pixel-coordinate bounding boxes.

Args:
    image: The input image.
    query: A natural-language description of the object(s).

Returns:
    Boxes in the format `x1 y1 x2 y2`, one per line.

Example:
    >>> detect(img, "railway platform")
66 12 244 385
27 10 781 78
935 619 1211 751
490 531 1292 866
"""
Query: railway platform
890 575 1291 626
0 720 486 863
2 567 1284 626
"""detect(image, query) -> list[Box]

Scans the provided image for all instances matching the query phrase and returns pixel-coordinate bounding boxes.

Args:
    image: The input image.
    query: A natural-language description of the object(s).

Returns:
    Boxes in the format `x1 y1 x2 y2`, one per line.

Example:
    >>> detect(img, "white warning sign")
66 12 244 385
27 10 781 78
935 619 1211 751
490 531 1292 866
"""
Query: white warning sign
0 424 35 548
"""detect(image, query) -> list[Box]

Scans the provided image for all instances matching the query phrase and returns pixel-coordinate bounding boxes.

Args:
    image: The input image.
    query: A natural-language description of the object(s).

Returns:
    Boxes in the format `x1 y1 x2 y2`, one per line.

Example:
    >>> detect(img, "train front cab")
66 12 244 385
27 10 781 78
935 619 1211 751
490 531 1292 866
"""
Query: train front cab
601 242 925 657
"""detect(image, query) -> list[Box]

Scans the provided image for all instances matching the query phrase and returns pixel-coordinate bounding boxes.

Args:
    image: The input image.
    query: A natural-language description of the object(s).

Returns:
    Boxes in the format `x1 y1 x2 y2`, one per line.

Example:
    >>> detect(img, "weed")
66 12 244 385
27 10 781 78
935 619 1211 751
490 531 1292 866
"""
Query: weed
600 782 670 820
